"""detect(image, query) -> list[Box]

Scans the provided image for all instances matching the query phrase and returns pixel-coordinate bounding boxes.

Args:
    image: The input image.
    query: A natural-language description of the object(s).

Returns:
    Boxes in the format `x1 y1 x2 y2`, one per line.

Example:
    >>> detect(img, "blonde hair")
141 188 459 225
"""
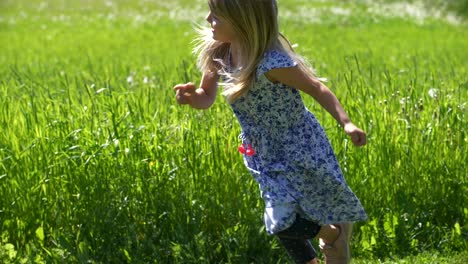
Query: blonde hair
194 0 315 103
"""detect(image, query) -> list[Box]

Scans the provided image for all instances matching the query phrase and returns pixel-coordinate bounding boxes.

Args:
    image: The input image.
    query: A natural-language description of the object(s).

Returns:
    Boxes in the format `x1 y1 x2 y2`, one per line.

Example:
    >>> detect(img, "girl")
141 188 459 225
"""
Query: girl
173 0 367 263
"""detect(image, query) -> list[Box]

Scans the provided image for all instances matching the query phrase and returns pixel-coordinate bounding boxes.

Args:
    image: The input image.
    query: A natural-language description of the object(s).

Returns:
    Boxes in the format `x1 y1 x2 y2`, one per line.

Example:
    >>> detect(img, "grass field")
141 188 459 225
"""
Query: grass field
0 0 467 263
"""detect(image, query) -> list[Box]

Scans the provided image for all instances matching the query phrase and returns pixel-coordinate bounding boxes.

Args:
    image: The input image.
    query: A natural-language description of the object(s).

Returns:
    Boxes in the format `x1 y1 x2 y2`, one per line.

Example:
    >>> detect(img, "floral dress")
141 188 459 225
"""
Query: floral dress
229 49 367 235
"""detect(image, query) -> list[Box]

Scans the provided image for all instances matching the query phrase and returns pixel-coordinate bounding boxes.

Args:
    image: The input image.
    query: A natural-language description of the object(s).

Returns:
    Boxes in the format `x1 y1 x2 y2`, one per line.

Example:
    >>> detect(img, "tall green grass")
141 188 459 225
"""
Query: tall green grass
1 0 467 263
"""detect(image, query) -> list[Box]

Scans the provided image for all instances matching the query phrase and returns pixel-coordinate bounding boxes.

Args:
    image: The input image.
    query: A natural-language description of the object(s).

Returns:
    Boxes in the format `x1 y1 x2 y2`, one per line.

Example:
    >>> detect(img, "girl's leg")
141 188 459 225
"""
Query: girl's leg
277 237 319 264
315 224 340 245
276 214 321 264
317 223 353 264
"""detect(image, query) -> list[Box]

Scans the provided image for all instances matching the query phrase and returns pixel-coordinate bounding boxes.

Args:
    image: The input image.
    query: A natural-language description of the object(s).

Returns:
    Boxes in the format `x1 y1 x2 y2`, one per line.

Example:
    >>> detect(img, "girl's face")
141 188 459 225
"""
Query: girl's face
205 11 236 43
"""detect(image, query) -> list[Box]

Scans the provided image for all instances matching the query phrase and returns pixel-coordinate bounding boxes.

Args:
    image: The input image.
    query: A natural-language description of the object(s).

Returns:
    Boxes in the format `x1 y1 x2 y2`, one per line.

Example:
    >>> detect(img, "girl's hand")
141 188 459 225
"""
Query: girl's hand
344 123 367 147
174 82 196 105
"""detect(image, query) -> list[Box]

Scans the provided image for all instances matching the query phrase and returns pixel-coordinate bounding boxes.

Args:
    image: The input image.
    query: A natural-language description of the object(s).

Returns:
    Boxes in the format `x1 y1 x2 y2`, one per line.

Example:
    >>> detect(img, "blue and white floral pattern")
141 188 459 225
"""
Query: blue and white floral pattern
229 50 367 235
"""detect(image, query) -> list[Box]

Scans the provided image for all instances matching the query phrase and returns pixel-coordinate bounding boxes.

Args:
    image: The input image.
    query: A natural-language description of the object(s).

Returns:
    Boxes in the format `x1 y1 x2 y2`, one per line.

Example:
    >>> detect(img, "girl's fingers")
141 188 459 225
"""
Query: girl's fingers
173 82 196 92
175 89 192 105
345 124 366 147
351 131 366 146
173 83 196 105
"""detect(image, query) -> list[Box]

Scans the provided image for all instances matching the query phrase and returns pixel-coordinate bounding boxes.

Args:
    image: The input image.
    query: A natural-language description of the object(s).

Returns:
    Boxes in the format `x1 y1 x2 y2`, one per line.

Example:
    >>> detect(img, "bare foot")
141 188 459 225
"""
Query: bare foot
319 223 353 264
315 224 340 244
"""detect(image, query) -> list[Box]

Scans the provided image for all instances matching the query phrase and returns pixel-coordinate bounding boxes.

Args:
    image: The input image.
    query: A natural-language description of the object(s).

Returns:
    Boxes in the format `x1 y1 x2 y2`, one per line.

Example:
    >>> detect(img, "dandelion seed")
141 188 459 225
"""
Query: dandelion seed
127 75 134 84
134 14 144 23
330 7 351 16
458 103 466 111
428 88 439 99
68 145 79 151
95 88 106 94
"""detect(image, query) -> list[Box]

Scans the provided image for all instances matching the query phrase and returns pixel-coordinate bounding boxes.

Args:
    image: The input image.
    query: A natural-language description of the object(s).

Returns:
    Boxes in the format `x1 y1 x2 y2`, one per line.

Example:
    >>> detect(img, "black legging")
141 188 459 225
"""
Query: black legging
276 214 321 264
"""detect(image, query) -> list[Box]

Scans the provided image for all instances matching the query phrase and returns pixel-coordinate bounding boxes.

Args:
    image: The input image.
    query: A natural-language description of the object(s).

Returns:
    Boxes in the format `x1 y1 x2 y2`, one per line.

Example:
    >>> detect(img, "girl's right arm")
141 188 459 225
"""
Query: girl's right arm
266 66 367 147
173 71 219 109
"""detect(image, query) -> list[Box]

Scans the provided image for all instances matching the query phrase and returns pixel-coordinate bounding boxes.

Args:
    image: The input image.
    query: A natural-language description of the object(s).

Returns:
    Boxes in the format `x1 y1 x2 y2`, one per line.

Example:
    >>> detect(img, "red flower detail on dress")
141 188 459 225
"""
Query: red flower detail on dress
238 144 246 154
238 144 255 156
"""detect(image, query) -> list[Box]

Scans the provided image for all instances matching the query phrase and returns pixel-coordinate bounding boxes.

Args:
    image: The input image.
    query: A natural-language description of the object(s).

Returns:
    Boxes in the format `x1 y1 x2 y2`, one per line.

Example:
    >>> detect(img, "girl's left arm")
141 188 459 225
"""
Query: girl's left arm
266 66 367 146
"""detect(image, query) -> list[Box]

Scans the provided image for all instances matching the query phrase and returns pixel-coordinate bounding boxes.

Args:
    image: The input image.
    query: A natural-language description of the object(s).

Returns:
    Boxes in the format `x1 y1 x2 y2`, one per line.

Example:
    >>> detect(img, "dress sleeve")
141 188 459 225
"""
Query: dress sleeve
256 50 298 78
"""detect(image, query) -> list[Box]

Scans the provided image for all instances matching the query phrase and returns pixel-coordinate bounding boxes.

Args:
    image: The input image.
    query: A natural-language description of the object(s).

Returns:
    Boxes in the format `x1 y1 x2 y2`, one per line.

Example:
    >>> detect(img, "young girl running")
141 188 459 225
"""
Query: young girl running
174 1 367 263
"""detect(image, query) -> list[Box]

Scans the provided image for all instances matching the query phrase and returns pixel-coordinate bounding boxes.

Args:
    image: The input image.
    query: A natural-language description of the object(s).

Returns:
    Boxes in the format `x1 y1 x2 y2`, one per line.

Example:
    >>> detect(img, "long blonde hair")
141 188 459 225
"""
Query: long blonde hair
194 0 315 103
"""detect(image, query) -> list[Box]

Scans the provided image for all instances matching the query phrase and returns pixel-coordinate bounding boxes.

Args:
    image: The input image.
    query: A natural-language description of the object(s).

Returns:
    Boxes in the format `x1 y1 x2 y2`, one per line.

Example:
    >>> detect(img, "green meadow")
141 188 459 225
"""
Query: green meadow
0 0 467 263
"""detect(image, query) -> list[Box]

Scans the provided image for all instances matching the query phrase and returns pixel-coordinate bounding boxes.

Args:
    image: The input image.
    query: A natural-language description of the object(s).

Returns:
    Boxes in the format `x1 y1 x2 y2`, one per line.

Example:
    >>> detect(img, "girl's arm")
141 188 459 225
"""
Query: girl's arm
265 66 367 146
173 71 219 109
